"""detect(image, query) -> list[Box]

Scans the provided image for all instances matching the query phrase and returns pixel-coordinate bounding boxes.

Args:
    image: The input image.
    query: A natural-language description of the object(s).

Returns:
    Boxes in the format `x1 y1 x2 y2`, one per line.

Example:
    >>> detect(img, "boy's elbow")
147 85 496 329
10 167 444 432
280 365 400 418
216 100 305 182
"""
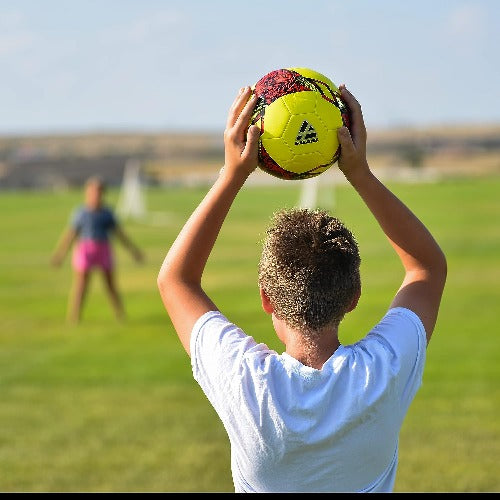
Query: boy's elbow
157 260 200 300
157 266 172 296
156 272 164 292
437 247 448 280
157 265 186 298
431 247 448 290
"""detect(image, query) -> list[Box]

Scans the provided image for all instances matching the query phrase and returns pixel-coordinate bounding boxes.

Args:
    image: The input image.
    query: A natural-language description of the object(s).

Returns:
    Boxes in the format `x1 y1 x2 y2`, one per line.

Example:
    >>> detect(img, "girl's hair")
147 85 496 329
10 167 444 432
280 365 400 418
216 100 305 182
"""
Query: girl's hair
258 208 361 335
85 175 106 191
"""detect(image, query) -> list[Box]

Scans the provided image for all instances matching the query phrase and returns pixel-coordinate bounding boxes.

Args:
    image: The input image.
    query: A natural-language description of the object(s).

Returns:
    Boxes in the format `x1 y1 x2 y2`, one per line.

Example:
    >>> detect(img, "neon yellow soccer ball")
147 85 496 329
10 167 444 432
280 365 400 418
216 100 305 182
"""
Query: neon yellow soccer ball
250 67 349 180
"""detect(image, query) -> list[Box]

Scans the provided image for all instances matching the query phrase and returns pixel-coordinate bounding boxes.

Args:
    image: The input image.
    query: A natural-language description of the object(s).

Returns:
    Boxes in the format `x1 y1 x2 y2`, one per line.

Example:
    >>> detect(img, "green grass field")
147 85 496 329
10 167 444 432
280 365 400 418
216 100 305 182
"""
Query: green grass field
0 174 499 492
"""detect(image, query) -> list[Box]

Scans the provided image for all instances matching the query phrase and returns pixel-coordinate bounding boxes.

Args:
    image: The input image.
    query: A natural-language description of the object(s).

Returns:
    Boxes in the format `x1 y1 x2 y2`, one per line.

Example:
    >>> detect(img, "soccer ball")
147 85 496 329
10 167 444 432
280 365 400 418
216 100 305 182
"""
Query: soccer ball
250 67 349 180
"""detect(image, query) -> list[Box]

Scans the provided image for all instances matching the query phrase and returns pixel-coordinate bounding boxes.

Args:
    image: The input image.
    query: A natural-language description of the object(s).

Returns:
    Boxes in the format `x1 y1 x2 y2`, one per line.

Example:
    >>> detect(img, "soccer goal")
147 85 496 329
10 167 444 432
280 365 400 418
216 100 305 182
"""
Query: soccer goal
117 159 147 221
297 168 337 211
117 159 173 226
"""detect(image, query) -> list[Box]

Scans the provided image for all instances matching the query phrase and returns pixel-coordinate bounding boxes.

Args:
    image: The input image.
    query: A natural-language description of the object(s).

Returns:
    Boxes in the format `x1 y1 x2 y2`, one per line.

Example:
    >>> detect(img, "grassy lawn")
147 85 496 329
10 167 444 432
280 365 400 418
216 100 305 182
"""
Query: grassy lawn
0 174 498 492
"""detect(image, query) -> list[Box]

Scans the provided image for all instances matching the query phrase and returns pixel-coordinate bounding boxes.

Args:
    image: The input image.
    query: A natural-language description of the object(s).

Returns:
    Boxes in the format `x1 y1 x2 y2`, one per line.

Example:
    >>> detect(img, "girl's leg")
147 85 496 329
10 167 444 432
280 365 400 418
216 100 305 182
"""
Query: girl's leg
102 269 125 321
67 270 91 323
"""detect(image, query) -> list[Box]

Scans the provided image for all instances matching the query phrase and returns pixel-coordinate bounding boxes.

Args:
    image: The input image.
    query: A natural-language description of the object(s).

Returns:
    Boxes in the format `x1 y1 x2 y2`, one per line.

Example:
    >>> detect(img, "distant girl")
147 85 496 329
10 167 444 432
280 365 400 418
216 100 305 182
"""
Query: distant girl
51 176 144 323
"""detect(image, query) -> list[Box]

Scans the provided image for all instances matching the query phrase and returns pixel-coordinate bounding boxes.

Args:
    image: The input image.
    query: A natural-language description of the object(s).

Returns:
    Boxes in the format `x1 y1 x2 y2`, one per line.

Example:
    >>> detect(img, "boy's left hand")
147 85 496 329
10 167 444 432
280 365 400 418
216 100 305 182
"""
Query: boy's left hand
223 86 260 179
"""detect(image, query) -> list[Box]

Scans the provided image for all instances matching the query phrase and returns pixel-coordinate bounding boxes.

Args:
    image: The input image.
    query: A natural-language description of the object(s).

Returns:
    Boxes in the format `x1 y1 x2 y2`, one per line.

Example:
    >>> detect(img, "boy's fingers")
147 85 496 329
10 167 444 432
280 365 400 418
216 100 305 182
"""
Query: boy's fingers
226 87 245 128
226 87 253 129
337 126 355 155
340 85 360 112
234 93 258 132
340 86 366 145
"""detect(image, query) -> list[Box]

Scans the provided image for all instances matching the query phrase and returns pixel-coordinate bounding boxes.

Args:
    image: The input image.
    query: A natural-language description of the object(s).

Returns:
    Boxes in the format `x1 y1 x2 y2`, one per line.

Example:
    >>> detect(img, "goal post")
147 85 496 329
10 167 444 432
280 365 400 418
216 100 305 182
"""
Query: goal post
116 159 147 221
297 169 336 211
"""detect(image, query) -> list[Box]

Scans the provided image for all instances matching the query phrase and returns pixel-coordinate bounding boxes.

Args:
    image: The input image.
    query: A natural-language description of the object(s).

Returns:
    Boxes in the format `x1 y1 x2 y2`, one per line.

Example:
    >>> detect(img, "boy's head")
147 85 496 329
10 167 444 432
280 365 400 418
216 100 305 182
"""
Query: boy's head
84 176 106 209
258 208 361 336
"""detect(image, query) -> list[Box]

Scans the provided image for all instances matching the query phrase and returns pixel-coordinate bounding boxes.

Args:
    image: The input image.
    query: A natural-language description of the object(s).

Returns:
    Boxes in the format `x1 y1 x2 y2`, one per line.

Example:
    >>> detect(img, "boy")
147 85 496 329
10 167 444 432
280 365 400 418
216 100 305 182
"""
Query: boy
157 85 447 492
52 176 144 323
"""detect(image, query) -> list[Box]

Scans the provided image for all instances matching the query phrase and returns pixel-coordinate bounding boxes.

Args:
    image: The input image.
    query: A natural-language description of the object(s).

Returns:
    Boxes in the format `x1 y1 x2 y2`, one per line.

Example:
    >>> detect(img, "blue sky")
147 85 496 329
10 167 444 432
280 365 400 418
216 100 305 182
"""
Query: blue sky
1 0 499 134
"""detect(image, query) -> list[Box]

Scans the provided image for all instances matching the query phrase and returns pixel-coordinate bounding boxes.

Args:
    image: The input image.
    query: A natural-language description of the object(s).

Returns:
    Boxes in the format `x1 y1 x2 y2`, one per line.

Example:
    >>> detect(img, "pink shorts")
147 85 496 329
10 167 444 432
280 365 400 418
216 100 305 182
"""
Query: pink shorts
72 239 113 272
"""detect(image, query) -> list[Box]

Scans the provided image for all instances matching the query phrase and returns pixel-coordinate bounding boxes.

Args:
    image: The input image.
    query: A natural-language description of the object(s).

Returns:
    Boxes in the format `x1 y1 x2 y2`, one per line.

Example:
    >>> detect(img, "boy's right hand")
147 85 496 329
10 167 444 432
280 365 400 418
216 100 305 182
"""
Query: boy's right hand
336 85 370 183
222 86 260 180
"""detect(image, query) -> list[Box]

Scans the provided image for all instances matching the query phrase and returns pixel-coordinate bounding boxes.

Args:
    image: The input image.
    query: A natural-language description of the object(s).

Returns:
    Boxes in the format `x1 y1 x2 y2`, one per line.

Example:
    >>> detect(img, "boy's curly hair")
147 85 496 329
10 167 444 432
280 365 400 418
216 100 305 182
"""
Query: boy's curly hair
258 208 361 335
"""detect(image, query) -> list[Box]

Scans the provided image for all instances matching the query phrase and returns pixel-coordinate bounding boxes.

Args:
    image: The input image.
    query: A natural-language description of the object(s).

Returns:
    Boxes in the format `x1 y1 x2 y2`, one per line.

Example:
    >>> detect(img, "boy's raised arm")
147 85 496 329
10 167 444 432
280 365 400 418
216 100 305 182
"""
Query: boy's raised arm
157 87 259 355
336 86 447 344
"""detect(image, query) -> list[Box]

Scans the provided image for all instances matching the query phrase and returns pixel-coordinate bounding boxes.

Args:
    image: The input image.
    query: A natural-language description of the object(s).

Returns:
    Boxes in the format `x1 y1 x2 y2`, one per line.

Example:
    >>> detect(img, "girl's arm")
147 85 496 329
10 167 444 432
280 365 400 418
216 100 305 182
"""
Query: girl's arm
114 225 144 262
51 228 78 266
157 87 259 355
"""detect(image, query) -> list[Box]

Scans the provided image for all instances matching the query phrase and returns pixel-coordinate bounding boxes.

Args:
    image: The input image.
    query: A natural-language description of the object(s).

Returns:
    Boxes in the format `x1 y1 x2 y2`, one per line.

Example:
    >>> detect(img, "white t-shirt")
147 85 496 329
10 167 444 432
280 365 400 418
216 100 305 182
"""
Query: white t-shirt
190 307 426 493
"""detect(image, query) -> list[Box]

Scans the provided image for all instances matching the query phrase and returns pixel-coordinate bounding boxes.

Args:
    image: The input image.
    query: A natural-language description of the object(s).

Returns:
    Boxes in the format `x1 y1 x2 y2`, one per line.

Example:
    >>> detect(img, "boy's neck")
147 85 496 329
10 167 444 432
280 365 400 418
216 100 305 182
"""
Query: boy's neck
278 320 341 370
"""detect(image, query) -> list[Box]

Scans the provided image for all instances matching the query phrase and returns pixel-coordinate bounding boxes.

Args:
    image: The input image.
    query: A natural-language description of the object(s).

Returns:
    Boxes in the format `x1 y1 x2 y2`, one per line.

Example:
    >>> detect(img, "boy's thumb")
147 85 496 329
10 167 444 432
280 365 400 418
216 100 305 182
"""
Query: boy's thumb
248 124 260 139
246 125 260 149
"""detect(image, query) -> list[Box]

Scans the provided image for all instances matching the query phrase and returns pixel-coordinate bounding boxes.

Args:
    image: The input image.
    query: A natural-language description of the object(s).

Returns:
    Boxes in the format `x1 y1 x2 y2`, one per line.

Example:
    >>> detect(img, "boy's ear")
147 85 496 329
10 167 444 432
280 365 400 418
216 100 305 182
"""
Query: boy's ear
259 288 274 315
346 288 361 313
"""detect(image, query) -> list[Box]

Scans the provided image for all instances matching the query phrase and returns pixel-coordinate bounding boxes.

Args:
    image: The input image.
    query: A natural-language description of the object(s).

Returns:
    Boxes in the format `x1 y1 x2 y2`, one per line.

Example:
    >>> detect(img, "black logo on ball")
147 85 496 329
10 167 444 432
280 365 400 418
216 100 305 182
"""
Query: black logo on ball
295 120 318 145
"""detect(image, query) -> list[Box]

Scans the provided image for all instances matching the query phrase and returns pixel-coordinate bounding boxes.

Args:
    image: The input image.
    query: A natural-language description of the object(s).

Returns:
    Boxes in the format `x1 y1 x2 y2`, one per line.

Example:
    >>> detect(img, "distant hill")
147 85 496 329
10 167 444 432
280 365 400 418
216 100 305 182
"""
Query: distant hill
1 124 499 189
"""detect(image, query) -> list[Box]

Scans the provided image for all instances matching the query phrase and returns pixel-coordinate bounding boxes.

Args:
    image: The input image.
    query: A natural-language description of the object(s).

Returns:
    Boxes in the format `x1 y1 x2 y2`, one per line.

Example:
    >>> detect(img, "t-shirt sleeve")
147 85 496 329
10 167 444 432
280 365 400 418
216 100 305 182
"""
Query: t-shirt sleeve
70 207 84 232
190 311 271 416
105 207 118 231
364 307 427 412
